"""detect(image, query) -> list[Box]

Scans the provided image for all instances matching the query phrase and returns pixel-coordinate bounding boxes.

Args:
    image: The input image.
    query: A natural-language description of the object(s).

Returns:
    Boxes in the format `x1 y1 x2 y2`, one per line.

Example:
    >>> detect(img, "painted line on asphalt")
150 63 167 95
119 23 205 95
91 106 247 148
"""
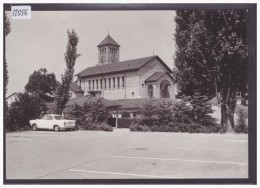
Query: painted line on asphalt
145 147 247 153
7 138 32 141
112 156 248 165
69 169 176 179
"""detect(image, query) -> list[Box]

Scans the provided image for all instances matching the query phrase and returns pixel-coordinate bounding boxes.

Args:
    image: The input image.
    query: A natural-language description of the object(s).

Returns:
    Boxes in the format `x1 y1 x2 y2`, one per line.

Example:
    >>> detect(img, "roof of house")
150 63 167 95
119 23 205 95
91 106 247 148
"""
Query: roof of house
97 35 120 47
6 92 19 100
145 72 167 82
70 82 84 93
66 97 178 109
75 55 172 78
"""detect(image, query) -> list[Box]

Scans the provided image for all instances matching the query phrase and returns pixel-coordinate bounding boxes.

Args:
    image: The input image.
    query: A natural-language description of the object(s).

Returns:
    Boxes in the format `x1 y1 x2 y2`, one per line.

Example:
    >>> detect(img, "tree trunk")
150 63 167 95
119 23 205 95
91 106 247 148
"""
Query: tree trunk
221 102 236 132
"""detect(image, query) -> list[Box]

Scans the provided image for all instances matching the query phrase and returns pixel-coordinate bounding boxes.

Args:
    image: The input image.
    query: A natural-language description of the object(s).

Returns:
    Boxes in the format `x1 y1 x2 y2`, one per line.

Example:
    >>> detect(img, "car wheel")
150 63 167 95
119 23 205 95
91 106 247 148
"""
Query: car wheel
54 125 60 132
32 124 37 131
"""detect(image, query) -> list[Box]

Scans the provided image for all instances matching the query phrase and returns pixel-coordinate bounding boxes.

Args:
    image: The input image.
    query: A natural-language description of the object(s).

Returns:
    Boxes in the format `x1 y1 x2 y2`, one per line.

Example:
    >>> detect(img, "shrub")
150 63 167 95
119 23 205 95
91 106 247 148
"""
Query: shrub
141 100 175 127
172 102 192 124
235 110 248 133
6 92 47 131
158 125 171 132
97 122 113 132
141 125 151 132
117 118 141 128
64 98 110 132
150 125 159 132
129 123 142 132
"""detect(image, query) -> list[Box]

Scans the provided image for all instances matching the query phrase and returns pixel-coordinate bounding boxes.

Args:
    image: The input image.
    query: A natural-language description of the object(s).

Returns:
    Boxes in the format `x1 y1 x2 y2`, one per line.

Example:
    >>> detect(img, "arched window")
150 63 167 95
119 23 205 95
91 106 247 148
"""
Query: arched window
117 77 120 88
104 78 107 89
92 80 94 90
113 77 115 89
89 80 91 90
100 79 103 89
148 85 153 98
122 76 125 88
109 78 111 89
96 79 98 90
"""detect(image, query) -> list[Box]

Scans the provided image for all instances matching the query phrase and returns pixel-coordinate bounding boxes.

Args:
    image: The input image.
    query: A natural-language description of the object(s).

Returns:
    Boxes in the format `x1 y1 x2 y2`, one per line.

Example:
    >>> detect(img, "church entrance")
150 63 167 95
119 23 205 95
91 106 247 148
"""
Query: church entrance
160 79 171 98
147 85 154 98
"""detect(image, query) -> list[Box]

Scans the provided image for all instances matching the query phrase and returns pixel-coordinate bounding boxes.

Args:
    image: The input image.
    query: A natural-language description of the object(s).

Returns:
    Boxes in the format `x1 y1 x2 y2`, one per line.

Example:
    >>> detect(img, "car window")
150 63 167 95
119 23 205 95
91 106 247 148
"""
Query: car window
42 115 53 120
53 116 65 120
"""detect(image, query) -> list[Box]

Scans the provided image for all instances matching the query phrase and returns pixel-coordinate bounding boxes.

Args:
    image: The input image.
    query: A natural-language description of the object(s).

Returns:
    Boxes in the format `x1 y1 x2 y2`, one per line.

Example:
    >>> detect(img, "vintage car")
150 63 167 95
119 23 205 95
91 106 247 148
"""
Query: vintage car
29 114 76 132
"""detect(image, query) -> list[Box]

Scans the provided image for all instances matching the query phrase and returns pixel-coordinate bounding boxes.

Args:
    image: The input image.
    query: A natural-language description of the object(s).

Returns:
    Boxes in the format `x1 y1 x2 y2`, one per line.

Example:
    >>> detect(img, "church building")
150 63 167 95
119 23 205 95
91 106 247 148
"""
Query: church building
71 35 175 100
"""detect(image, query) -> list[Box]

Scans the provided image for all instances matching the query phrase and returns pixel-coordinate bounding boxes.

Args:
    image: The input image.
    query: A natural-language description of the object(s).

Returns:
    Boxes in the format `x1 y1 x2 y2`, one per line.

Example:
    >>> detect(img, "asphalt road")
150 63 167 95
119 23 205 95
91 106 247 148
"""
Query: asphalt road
5 129 248 179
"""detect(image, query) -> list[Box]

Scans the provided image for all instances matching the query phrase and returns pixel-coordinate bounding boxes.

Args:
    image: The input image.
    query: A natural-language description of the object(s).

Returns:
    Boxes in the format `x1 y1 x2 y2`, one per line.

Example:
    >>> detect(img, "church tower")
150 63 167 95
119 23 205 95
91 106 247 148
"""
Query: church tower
97 35 120 65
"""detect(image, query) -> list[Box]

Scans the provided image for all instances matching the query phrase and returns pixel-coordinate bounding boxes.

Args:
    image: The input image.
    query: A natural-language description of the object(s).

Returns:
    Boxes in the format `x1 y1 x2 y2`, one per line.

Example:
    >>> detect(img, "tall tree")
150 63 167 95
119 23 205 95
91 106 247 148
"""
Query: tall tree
173 10 248 131
55 29 80 114
4 13 11 96
25 68 58 102
7 92 47 131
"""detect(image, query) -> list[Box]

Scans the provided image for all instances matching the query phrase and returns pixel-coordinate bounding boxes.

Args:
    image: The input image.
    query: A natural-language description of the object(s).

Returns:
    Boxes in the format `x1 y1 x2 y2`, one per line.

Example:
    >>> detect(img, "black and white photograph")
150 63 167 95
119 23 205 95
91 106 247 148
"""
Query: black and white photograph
3 3 256 185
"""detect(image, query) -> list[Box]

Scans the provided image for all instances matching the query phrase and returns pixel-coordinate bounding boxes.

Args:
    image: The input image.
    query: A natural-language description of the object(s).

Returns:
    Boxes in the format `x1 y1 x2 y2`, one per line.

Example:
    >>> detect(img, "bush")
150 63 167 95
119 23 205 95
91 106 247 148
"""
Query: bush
64 98 110 132
97 122 113 132
117 118 141 128
235 110 248 133
6 92 47 131
141 100 175 127
129 123 142 132
158 125 171 132
150 125 159 132
141 125 151 132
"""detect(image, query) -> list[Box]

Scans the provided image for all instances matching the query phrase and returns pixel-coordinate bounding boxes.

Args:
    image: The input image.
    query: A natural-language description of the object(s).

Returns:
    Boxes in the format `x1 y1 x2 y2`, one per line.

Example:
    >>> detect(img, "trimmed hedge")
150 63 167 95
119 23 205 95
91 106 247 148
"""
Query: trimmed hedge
117 118 141 128
130 122 226 134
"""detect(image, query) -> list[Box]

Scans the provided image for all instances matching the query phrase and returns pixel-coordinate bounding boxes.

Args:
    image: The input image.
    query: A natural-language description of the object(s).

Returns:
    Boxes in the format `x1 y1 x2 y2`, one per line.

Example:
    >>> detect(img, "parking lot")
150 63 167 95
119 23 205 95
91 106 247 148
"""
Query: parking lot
6 129 248 179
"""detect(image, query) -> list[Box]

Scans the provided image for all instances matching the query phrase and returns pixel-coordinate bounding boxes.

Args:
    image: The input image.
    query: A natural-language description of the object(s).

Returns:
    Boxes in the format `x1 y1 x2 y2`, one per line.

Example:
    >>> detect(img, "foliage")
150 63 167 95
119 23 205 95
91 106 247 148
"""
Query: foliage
173 10 248 129
4 14 11 130
183 94 213 124
172 102 192 123
64 98 111 131
129 123 143 132
5 13 11 36
130 122 226 134
25 68 58 102
97 122 113 132
82 98 107 122
141 100 175 127
129 99 223 133
117 118 141 128
55 29 81 114
234 110 248 133
6 93 47 131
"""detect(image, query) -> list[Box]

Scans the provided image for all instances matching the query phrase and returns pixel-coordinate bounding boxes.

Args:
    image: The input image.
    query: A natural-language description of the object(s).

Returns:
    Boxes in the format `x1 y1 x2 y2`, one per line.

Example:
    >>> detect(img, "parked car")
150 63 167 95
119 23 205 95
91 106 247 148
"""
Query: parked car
29 114 76 132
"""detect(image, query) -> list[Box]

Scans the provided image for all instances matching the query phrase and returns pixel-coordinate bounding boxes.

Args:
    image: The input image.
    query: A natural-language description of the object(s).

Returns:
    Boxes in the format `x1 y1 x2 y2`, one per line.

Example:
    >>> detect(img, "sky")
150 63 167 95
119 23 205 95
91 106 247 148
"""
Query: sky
6 11 176 96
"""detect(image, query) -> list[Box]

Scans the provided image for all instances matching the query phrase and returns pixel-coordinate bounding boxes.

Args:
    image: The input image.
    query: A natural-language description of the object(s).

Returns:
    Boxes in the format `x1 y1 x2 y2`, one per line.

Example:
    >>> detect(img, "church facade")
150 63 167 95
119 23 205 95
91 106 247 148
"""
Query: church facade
72 35 175 100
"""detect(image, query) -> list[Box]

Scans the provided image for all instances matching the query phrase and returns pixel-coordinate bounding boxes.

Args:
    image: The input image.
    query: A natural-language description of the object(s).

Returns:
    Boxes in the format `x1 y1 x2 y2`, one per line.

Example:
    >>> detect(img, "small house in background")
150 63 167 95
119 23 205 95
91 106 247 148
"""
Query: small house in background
236 92 248 106
69 82 84 99
6 92 19 107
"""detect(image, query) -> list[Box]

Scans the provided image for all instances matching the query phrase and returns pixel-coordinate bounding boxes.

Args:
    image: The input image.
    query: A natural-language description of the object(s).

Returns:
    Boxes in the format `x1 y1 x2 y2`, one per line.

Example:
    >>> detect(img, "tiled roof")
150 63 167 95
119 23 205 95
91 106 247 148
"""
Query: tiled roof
76 55 172 78
66 97 178 109
97 35 120 47
70 82 84 93
6 92 19 99
145 72 167 82
110 98 178 109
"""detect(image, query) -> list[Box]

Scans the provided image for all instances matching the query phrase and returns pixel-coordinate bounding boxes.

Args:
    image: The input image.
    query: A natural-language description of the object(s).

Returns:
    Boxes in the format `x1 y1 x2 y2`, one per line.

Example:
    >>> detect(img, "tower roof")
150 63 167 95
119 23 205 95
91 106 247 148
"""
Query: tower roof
97 35 120 47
